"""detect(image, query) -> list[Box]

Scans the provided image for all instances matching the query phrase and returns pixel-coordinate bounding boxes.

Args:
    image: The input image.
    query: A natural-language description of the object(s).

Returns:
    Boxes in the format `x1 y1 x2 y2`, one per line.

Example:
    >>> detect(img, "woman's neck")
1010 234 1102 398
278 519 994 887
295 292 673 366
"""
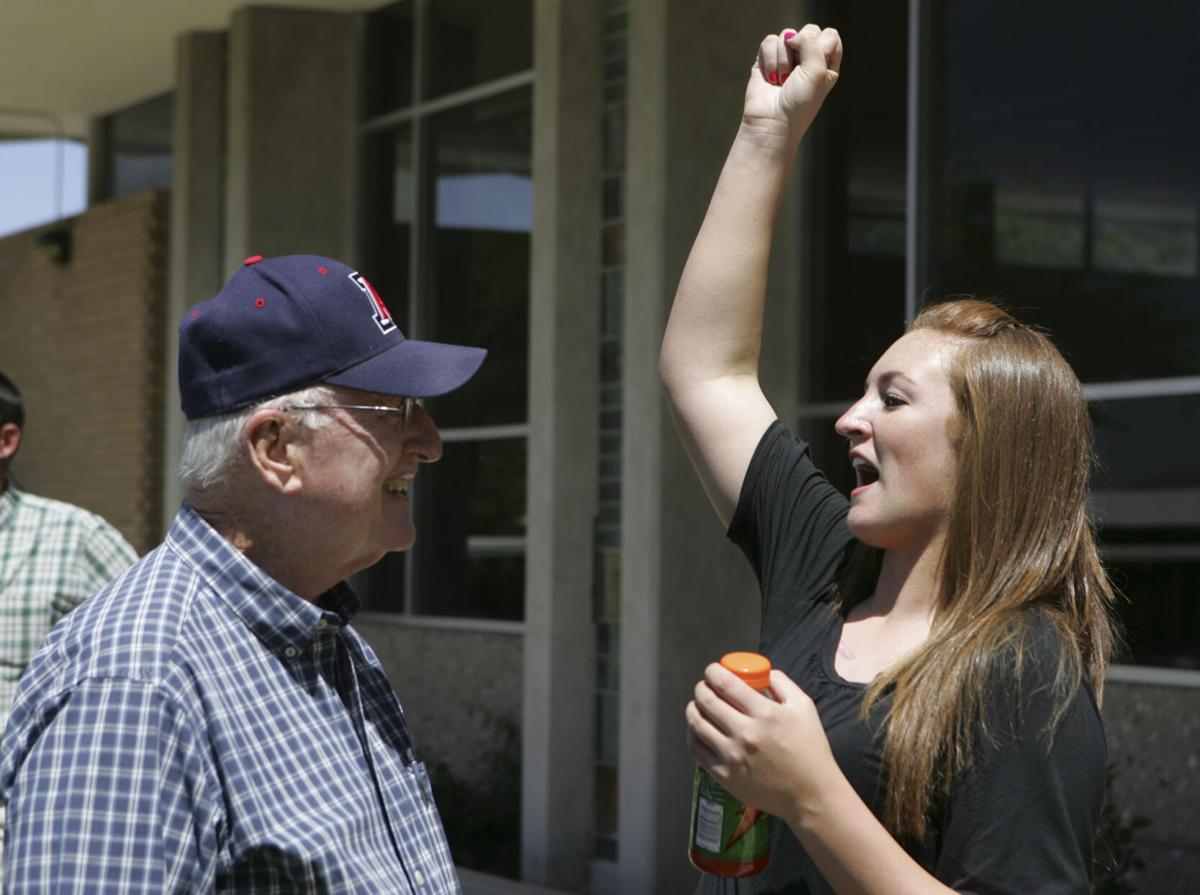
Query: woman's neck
868 533 946 622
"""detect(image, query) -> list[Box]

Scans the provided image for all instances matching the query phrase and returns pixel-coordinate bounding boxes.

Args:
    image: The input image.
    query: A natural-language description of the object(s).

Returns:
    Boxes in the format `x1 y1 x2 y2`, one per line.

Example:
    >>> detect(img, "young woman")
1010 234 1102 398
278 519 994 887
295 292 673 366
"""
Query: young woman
662 25 1119 895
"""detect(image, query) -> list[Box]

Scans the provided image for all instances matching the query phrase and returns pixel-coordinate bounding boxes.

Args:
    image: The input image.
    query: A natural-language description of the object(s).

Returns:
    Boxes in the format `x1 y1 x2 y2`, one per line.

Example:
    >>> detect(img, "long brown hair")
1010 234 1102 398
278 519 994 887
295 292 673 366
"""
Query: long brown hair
858 299 1120 842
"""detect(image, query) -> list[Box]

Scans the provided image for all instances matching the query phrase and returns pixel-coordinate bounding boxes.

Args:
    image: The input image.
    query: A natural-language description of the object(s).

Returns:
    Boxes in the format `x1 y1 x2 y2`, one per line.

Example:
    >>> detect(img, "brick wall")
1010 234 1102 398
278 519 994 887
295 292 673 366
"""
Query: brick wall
0 189 170 554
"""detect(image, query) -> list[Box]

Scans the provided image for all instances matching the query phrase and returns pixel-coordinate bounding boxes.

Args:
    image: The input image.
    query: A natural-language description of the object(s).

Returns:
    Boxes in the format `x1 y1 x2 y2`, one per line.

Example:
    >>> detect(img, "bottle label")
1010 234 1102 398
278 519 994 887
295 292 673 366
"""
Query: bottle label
689 768 773 865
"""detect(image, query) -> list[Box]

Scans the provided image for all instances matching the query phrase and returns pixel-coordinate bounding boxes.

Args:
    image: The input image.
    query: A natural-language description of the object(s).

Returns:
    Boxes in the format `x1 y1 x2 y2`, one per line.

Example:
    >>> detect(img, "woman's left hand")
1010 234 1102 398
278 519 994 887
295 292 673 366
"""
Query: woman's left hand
686 665 840 824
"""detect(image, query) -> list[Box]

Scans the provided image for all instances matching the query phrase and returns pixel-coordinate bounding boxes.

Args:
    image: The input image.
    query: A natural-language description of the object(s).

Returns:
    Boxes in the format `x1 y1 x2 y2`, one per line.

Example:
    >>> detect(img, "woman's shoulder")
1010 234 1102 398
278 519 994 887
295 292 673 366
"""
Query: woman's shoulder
985 610 1102 747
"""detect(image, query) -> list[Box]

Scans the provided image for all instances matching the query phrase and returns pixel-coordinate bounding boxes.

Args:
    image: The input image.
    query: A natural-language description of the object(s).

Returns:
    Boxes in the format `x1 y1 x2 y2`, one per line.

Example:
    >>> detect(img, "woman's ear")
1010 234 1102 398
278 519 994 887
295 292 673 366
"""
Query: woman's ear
244 410 305 494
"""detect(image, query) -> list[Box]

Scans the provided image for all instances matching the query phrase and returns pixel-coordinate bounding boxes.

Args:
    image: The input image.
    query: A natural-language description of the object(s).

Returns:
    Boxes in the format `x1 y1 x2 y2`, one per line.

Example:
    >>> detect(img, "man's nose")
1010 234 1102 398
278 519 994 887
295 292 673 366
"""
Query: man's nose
405 404 444 463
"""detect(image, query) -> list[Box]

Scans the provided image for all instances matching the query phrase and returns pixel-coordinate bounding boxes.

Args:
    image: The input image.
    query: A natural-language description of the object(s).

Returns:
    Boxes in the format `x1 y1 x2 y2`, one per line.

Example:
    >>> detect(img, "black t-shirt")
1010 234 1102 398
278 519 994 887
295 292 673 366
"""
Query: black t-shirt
695 422 1106 895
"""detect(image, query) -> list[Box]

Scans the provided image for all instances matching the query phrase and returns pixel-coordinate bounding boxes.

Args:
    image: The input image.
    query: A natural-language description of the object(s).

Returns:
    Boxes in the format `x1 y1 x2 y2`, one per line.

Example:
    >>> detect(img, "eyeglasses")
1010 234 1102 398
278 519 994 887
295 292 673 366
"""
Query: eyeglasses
282 398 423 431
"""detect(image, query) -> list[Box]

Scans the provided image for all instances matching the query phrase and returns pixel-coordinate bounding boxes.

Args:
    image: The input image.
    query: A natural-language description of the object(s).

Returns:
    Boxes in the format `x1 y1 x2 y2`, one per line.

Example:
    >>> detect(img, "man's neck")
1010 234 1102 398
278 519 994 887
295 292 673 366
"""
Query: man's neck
188 488 349 602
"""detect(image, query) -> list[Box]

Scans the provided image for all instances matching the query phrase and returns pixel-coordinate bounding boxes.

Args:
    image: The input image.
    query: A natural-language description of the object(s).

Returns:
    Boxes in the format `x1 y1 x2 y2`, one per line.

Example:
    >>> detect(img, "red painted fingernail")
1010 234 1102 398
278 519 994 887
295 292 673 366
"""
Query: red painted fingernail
784 30 796 39
768 71 779 85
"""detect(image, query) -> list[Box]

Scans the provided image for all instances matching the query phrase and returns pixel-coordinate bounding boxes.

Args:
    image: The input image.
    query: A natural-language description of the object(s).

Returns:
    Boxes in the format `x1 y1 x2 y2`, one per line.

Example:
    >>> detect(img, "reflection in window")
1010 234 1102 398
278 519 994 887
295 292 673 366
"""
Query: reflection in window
1094 199 1198 278
102 93 173 201
425 88 531 431
414 437 527 620
993 190 1085 270
937 0 1200 383
428 0 532 99
360 5 532 623
807 0 909 404
1103 542 1200 670
1090 395 1200 492
364 126 413 332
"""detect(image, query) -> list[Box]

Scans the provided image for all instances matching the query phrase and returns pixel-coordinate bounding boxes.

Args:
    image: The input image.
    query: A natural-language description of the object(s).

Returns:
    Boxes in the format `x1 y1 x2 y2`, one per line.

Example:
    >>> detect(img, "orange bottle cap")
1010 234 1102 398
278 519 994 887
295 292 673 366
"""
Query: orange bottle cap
720 652 772 690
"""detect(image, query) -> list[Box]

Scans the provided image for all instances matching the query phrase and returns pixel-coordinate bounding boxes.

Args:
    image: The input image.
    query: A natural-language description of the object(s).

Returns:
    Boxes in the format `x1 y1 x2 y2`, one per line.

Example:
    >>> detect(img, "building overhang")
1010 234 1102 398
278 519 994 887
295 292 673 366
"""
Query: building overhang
0 0 382 138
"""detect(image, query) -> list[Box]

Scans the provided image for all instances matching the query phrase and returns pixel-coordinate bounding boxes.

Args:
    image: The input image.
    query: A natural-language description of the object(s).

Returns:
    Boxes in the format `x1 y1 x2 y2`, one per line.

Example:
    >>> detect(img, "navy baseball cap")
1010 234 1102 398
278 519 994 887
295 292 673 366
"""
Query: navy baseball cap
178 254 487 420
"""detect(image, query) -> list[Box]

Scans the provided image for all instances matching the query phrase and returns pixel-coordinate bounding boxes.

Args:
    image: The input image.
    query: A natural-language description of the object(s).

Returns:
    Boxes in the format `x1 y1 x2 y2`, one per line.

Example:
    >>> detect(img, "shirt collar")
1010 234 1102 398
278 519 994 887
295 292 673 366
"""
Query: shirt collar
166 503 360 658
0 486 21 530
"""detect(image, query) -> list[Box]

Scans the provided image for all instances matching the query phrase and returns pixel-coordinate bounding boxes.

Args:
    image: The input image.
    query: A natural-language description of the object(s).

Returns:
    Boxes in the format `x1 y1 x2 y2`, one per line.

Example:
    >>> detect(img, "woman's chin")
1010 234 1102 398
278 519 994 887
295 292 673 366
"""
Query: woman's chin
846 513 898 551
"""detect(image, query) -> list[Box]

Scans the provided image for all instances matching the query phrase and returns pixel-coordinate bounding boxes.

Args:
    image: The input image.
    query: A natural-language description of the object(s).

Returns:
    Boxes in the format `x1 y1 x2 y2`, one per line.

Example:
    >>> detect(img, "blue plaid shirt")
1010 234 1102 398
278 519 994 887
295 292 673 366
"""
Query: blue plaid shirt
0 504 460 893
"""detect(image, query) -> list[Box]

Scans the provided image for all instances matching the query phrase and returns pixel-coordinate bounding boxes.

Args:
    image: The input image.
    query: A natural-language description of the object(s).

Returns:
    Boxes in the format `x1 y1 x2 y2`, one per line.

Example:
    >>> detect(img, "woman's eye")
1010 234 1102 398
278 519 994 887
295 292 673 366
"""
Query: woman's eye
882 393 906 408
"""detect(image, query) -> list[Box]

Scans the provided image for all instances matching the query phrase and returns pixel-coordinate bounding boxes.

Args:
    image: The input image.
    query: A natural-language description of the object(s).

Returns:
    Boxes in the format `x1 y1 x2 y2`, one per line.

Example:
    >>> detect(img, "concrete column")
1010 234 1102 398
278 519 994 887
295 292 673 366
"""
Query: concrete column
163 30 227 532
619 2 804 892
521 0 603 889
224 7 360 274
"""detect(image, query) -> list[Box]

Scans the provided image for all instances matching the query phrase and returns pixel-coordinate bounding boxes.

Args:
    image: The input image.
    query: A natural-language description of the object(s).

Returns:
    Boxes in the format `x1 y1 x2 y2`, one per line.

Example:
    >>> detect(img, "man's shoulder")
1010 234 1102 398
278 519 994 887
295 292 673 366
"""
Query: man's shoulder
37 543 214 684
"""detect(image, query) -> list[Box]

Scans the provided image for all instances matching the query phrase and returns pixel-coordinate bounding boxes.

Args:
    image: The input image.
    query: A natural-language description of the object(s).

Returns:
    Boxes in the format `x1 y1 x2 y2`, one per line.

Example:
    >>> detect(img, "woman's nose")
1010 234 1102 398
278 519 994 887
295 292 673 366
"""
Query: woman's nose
834 398 869 441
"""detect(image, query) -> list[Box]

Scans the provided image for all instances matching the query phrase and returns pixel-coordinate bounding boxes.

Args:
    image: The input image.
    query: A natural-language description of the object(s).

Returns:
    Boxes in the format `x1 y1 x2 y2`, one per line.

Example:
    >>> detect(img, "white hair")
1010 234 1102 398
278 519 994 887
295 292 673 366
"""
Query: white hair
178 384 339 490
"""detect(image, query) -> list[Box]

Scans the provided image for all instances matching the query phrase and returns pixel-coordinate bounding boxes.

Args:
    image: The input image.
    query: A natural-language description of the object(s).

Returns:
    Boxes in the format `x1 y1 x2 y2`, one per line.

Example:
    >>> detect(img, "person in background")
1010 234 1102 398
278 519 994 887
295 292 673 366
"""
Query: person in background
663 26 1119 894
0 255 486 892
0 370 138 860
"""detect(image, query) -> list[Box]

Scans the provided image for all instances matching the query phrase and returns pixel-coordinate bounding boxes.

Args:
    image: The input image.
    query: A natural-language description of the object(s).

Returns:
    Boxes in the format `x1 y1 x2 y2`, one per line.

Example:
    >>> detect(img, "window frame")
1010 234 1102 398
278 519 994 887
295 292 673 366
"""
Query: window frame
356 0 533 628
798 0 1200 676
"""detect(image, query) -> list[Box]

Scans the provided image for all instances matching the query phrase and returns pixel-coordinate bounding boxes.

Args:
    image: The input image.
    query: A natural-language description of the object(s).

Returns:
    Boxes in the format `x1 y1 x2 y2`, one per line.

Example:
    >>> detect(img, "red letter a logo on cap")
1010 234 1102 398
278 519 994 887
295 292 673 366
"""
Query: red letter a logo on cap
349 272 397 335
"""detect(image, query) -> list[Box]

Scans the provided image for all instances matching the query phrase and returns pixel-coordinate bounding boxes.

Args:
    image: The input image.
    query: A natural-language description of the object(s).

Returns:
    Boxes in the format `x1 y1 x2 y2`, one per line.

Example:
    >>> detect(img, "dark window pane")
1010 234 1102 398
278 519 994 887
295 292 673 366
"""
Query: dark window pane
413 437 526 620
1091 395 1200 491
106 93 173 200
1103 549 1200 670
423 88 531 428
936 0 1200 382
364 126 414 332
427 0 532 99
365 1 415 116
358 552 407 614
807 0 908 402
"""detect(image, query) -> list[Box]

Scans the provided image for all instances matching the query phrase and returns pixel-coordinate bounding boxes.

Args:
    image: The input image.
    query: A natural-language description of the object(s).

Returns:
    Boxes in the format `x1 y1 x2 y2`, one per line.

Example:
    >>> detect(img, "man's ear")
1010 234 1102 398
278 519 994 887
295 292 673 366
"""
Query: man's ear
244 410 304 494
0 423 21 462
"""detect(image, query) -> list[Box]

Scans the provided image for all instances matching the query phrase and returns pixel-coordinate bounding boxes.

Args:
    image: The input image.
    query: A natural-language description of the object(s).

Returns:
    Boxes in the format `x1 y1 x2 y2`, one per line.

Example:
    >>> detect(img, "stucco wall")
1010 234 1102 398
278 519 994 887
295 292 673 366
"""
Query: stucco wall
354 620 523 784
1103 678 1200 891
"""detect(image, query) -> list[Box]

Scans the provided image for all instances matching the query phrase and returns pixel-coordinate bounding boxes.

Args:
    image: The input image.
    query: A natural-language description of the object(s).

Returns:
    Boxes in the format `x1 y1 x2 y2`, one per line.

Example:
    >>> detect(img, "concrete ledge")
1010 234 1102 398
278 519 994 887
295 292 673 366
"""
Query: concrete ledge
459 868 574 895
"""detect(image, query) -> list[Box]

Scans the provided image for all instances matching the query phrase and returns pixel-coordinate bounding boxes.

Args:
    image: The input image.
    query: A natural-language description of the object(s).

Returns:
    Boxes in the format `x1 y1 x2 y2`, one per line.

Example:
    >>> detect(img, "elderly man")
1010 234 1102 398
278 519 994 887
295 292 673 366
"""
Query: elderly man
0 255 485 892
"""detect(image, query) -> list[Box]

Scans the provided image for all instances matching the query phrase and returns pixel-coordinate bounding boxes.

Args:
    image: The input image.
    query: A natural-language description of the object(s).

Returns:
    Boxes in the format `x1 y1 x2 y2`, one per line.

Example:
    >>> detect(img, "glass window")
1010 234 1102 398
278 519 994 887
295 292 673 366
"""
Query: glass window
365 0 415 117
935 0 1200 384
363 125 414 330
928 0 1200 669
1091 395 1200 492
809 1 1200 668
1103 536 1200 670
424 88 532 430
413 437 527 619
427 0 533 99
361 2 532 621
103 93 174 201
806 0 909 405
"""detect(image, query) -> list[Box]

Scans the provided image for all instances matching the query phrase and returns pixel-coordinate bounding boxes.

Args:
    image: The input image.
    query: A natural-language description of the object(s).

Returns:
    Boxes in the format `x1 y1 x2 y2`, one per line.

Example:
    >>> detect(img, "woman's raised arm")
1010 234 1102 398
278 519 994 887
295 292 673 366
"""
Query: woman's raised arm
659 25 843 527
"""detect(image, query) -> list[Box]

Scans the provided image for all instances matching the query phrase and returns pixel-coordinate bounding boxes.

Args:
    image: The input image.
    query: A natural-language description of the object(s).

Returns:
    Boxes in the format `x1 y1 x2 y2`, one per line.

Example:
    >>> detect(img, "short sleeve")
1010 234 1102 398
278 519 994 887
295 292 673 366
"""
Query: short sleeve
934 631 1106 894
52 521 138 624
727 421 854 635
4 678 222 893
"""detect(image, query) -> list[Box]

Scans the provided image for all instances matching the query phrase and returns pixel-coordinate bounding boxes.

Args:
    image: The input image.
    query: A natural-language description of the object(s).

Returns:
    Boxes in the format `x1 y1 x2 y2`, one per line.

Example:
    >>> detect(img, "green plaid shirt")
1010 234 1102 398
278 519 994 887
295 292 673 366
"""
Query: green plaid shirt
0 487 137 731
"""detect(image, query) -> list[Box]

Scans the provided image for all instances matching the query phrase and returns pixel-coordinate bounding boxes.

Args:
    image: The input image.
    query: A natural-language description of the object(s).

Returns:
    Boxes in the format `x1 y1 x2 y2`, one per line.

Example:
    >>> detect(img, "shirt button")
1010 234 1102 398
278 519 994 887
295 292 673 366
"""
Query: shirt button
284 646 299 658
413 869 425 887
314 619 328 630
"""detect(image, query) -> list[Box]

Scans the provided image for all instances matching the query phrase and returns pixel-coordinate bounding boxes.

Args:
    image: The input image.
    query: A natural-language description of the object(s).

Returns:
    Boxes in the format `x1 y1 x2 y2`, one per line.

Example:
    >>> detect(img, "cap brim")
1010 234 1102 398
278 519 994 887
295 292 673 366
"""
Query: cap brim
323 339 487 399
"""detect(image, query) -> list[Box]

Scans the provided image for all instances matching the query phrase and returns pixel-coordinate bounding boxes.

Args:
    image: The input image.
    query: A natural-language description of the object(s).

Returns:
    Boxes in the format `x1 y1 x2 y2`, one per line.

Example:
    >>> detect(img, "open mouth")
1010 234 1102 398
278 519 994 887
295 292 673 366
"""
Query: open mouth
383 478 410 497
852 457 879 490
